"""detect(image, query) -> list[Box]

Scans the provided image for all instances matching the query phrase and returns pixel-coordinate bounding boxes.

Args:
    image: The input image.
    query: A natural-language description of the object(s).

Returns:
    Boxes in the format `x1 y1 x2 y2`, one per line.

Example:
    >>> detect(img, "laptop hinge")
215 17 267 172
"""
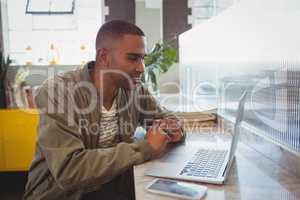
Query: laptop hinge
222 157 235 177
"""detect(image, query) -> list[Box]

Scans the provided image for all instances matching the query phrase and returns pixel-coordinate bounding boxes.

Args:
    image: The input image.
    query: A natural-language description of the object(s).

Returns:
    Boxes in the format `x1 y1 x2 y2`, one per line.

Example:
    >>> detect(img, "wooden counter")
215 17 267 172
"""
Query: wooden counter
134 132 300 200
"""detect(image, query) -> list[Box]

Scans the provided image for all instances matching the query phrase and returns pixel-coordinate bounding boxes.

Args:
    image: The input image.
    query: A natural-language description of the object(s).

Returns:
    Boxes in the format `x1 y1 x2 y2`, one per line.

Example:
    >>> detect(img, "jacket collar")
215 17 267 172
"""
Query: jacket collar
80 61 94 83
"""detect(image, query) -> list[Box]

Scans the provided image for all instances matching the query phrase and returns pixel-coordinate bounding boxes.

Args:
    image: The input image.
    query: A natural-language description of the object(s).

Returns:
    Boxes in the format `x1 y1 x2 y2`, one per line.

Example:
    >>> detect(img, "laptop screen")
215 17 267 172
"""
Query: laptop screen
227 91 248 161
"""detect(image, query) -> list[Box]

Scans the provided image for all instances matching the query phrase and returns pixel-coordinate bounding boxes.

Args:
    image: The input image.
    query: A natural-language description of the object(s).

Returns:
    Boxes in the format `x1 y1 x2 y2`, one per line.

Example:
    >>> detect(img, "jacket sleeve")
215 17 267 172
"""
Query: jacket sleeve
34 80 155 192
137 86 186 142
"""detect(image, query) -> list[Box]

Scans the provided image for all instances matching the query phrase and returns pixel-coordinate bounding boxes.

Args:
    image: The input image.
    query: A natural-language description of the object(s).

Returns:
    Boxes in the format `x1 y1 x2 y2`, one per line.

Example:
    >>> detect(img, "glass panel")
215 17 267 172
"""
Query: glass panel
27 0 49 13
193 7 215 19
217 62 300 153
192 0 214 7
180 64 218 112
50 0 74 13
26 0 74 14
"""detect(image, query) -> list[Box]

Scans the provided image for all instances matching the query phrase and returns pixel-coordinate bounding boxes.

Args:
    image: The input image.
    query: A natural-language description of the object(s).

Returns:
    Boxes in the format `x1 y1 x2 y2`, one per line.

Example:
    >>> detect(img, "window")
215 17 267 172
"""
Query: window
26 0 75 14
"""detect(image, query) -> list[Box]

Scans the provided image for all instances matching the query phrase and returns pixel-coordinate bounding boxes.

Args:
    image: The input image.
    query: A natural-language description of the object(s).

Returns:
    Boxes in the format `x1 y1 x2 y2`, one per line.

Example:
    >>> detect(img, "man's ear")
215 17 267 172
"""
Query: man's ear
96 48 110 68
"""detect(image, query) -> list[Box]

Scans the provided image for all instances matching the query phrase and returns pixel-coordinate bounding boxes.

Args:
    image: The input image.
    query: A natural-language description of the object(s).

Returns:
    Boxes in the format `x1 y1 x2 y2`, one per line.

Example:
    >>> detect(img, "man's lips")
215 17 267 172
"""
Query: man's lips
132 77 141 84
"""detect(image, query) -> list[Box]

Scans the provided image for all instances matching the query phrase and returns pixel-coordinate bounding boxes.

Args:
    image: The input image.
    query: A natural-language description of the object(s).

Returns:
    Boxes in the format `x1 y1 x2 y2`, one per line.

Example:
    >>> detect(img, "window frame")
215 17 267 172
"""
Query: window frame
25 0 75 15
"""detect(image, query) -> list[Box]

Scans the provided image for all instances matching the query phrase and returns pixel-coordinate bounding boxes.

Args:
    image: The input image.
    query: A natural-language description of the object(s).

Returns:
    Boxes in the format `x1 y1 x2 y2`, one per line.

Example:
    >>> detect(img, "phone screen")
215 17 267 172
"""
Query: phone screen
148 179 201 198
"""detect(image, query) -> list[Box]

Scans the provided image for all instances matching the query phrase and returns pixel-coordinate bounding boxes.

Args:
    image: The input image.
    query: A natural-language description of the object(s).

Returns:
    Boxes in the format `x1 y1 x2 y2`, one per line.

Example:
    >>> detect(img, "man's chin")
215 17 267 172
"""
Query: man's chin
120 81 141 90
120 84 136 91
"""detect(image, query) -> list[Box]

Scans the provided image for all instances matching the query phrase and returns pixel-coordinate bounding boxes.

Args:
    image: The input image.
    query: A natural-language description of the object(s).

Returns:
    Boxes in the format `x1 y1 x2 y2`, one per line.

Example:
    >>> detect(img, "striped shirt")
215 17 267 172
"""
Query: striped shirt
98 100 119 147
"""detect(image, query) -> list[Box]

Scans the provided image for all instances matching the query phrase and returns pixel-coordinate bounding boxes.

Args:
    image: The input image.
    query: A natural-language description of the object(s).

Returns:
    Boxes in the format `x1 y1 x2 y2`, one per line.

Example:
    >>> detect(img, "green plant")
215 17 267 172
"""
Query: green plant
141 43 177 91
0 51 11 108
15 66 30 85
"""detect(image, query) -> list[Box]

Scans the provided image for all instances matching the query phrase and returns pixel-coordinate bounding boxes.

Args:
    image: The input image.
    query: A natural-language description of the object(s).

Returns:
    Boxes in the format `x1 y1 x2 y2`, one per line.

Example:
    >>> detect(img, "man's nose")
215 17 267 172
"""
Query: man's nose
136 61 145 74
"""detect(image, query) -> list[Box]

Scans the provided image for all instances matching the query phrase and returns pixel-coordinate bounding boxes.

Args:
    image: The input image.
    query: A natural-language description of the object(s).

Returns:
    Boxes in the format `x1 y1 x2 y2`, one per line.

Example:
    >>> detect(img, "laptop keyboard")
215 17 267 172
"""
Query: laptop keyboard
180 149 228 178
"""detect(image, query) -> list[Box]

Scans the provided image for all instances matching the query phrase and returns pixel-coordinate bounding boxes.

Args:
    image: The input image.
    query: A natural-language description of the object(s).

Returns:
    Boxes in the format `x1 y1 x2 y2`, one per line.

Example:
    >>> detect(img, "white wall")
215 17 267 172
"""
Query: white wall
135 1 162 50
179 0 300 95
3 0 103 65
180 0 300 65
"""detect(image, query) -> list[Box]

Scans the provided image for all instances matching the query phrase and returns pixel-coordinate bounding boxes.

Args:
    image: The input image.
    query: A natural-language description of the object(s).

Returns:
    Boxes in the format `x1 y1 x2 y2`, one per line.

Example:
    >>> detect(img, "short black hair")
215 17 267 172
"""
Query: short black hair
96 20 145 50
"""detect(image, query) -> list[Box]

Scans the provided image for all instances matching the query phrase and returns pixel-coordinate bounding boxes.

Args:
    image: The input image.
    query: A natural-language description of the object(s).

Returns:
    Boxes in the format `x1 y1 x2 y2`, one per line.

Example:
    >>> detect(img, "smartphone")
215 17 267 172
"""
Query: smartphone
146 178 207 200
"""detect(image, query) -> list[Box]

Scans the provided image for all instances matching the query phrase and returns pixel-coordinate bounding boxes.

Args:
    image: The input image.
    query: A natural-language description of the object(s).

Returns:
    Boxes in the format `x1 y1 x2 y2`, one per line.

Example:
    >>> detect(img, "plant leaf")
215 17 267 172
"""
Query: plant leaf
149 70 157 91
143 42 177 90
140 73 145 83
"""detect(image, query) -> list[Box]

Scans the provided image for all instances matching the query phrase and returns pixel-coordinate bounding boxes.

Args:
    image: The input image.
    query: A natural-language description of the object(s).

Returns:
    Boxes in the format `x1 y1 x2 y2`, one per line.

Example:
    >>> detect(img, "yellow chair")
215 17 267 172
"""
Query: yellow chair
0 109 38 171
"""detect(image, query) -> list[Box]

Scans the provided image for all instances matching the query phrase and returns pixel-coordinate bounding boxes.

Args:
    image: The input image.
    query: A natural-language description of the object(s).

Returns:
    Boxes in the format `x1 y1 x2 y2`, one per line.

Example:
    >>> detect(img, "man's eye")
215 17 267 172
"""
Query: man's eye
128 56 138 61
127 54 145 61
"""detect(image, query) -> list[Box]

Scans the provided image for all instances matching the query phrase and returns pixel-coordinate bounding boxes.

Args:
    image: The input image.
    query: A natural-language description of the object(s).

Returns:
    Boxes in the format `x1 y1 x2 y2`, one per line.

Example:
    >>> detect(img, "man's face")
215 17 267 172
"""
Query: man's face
107 34 146 90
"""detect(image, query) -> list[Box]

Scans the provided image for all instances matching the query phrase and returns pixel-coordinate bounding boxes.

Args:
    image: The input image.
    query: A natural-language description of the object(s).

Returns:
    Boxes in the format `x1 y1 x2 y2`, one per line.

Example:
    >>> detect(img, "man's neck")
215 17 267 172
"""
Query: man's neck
90 68 118 110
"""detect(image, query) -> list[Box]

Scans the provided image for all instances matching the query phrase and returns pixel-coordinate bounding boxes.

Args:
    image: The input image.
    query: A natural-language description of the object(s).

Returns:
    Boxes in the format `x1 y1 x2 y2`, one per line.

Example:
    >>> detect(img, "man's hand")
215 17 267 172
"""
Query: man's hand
156 118 184 143
145 121 170 156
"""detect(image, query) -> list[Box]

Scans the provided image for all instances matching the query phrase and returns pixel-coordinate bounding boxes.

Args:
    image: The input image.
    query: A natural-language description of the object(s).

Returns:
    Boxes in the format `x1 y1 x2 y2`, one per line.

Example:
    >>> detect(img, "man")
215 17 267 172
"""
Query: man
24 20 184 200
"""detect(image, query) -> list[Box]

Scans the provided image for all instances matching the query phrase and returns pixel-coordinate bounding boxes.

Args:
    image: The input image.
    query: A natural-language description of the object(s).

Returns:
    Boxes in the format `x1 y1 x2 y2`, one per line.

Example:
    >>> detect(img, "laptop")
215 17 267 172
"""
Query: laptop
145 91 247 184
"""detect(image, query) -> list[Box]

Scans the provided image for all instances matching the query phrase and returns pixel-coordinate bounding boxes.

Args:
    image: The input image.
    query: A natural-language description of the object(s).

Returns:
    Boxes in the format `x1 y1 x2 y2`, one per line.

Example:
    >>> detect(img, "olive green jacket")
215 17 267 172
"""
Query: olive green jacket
24 62 183 200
